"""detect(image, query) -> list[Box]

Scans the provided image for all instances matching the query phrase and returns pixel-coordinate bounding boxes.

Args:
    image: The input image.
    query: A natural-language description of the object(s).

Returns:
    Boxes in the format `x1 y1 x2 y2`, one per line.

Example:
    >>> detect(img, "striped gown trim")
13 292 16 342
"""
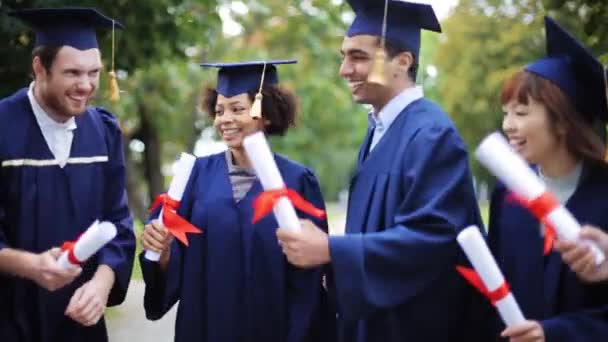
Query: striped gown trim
1 156 109 167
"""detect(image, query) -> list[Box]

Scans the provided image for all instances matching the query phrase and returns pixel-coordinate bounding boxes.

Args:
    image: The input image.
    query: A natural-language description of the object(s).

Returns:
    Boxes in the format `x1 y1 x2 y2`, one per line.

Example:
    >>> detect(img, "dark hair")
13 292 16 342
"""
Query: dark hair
501 70 606 165
32 45 62 73
202 85 297 136
382 38 418 82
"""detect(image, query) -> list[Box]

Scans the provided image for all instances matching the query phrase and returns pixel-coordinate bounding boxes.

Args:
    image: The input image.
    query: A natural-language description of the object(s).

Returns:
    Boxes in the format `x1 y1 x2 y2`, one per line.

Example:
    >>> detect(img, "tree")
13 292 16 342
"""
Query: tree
1 0 221 219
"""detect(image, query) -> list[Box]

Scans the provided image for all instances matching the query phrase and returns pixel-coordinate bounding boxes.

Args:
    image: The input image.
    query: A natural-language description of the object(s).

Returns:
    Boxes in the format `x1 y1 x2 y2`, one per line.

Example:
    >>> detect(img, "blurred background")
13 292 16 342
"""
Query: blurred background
1 0 607 338
2 0 607 218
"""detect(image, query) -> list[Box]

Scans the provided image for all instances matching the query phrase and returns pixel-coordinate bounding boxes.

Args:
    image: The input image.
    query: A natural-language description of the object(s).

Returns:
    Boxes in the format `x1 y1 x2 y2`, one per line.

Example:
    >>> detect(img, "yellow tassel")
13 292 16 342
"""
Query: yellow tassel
250 92 263 119
108 71 120 102
368 48 387 85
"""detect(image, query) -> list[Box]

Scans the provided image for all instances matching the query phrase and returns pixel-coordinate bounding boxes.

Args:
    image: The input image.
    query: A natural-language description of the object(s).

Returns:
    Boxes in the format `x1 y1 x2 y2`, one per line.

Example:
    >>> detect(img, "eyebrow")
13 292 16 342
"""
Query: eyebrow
342 48 370 56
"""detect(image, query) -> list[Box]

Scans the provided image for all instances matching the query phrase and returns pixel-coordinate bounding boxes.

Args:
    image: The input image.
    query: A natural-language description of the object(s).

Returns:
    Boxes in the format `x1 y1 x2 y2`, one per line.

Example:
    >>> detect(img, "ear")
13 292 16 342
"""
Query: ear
392 51 413 75
32 56 47 80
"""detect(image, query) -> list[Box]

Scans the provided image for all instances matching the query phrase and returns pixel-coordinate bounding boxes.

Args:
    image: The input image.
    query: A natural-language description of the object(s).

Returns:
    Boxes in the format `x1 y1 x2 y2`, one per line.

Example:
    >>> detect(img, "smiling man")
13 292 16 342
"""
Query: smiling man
276 1 483 341
0 8 135 342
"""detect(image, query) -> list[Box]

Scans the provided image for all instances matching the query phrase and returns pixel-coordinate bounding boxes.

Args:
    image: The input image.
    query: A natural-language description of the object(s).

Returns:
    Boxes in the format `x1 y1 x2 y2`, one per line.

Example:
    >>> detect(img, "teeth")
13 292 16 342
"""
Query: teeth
223 128 238 134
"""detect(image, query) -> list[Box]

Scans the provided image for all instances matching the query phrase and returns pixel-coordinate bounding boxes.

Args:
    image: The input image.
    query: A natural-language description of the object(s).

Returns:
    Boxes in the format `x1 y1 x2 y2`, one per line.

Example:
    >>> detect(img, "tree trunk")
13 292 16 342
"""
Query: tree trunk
122 134 147 222
140 107 164 204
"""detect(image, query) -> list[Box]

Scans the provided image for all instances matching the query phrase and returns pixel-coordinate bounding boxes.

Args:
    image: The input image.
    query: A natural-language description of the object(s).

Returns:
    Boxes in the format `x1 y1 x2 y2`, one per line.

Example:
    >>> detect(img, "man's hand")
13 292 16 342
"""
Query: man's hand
554 225 608 283
29 247 81 291
501 320 545 342
65 265 115 327
276 219 330 268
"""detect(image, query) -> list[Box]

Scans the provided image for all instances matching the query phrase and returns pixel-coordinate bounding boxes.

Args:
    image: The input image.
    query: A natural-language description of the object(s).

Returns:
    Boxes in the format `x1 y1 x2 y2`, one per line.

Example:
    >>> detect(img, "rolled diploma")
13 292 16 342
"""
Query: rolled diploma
144 152 197 261
476 132 605 264
458 226 525 327
58 220 117 269
243 132 301 231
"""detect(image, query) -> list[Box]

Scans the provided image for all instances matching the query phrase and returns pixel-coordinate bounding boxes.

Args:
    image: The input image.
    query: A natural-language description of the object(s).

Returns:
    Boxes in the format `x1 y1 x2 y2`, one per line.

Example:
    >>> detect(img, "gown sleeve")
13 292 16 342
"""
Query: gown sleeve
328 124 482 319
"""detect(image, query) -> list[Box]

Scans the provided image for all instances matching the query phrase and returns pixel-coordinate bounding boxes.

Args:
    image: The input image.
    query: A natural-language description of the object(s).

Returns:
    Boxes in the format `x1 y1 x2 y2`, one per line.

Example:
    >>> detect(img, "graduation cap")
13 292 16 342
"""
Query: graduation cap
525 16 608 123
345 0 441 85
8 7 124 102
200 60 297 119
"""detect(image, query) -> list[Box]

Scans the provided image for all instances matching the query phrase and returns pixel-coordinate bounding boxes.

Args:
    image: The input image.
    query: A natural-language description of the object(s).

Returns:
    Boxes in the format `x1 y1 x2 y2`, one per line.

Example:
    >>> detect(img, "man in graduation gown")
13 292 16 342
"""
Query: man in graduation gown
277 1 483 341
0 8 135 342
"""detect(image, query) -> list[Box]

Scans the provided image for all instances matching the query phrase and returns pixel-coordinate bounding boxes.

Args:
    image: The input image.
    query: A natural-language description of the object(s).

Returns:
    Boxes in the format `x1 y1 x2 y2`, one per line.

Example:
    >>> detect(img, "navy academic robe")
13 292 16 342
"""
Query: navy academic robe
475 162 608 341
328 98 483 341
0 88 135 342
141 152 331 342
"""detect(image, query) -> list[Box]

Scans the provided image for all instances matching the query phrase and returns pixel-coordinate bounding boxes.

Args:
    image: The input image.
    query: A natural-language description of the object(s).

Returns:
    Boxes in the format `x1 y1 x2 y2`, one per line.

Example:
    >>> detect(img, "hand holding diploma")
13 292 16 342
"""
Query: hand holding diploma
475 132 605 264
144 153 202 262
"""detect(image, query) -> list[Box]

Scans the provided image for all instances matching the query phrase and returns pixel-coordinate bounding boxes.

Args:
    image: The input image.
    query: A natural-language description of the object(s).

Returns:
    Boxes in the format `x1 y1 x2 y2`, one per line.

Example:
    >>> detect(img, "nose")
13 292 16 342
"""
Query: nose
75 75 94 94
502 112 516 135
339 59 354 79
218 112 236 125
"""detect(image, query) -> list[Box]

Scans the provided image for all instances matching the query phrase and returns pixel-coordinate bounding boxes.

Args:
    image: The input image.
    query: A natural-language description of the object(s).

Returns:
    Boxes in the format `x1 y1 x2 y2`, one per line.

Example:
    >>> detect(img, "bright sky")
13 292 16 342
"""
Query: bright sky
220 0 459 36
406 0 459 20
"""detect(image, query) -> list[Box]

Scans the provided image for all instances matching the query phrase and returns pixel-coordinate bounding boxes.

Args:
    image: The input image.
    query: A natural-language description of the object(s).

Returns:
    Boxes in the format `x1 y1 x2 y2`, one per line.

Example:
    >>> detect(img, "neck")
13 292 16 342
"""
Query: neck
33 82 70 123
372 82 414 114
538 147 580 178
231 147 251 168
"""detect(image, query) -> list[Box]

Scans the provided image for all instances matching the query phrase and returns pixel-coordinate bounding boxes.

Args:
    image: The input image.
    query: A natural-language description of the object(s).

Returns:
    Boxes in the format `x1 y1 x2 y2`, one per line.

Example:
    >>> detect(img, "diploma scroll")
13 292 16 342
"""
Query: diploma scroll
457 226 525 327
59 220 117 269
243 132 301 232
144 152 197 261
476 132 605 264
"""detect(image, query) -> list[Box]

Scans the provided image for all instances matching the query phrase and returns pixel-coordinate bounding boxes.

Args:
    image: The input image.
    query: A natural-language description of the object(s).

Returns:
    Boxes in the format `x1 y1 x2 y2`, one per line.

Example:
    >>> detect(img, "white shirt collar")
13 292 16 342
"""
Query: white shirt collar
27 82 77 131
370 86 424 131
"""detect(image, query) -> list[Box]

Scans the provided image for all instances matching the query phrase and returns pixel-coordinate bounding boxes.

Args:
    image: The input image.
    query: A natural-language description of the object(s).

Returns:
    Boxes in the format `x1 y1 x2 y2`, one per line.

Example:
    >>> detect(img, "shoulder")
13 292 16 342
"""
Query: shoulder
88 107 121 132
192 151 226 172
404 98 465 146
0 88 29 120
275 154 315 178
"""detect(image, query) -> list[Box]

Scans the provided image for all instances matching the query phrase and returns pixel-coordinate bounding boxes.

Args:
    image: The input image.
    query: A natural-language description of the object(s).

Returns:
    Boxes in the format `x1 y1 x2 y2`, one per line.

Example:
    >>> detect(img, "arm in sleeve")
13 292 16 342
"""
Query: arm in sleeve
287 170 335 342
328 125 483 319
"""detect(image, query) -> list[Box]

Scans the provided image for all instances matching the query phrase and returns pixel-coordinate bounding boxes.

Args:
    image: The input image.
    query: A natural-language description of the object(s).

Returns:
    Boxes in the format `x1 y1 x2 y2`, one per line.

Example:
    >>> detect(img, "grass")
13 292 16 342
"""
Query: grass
130 220 144 280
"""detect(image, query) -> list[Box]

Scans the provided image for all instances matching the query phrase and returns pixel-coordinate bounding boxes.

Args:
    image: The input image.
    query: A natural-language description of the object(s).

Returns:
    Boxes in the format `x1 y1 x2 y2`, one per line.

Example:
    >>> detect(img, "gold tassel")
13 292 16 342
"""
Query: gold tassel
368 0 390 86
368 48 387 85
109 71 120 102
250 92 263 119
108 20 120 103
250 62 267 119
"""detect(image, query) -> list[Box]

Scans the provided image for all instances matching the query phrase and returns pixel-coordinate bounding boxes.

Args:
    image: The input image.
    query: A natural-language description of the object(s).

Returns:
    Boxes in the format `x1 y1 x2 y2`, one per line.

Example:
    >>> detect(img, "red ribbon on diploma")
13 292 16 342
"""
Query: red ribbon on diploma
149 193 202 246
507 192 559 255
456 266 511 305
252 187 326 224
60 240 81 265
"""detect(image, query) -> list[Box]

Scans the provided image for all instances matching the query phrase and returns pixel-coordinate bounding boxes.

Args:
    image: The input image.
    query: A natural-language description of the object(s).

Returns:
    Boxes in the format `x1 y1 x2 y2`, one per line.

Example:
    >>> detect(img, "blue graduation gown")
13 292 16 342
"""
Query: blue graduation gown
476 162 608 341
141 152 331 342
0 88 135 342
328 98 483 341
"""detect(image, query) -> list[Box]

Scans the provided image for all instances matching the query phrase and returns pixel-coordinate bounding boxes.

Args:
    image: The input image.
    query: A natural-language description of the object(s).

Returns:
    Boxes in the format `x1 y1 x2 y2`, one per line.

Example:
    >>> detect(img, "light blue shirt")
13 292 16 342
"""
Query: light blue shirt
369 86 424 152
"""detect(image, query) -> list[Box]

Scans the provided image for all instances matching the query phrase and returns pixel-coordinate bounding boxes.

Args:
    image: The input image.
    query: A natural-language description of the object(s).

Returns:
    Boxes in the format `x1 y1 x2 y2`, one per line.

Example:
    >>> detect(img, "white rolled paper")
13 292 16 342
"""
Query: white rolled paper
243 132 301 232
457 225 526 327
58 220 117 269
144 152 197 261
476 132 605 264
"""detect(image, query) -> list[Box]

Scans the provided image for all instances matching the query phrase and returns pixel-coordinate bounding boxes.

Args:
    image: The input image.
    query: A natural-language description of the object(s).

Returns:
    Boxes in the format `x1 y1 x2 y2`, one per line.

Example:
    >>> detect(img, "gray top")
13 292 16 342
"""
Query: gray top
225 149 257 202
538 163 582 236
539 163 582 204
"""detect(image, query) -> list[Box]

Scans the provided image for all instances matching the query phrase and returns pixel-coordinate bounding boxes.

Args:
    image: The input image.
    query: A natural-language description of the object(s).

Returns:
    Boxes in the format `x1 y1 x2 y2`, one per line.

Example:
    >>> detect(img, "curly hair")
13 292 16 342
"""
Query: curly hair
202 85 297 136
